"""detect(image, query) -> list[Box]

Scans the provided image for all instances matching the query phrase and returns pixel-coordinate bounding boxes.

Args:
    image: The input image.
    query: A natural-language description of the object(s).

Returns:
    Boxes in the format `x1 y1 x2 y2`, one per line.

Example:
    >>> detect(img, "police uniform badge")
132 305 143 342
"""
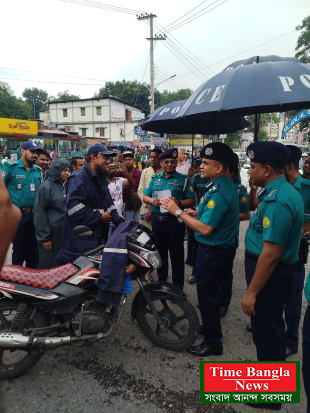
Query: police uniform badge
241 196 247 203
248 150 254 160
16 183 23 190
205 147 213 155
172 149 178 158
207 200 215 209
263 216 270 228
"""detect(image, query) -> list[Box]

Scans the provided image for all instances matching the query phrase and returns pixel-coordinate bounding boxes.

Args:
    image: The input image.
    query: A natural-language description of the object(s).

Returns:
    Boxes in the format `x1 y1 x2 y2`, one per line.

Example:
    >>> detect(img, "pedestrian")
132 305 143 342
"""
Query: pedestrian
303 156 310 180
71 155 85 171
161 143 239 356
284 145 310 357
0 174 21 270
141 151 148 169
176 148 191 175
58 144 123 263
107 161 135 237
122 151 142 222
36 148 51 181
143 148 196 290
1 140 41 268
302 277 310 413
16 144 21 159
34 158 70 269
137 148 163 230
242 142 303 358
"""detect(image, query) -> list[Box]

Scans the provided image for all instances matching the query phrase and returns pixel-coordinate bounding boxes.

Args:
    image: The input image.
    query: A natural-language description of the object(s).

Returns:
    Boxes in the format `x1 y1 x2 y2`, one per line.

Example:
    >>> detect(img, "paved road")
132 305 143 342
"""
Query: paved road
0 222 308 412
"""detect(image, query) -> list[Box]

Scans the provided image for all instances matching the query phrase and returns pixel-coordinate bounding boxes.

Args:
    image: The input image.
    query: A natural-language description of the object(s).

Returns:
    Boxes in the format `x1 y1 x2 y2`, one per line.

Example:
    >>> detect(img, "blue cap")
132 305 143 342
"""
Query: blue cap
286 145 302 162
159 148 178 160
87 144 116 156
21 141 38 150
247 142 290 164
200 142 233 164
192 156 202 166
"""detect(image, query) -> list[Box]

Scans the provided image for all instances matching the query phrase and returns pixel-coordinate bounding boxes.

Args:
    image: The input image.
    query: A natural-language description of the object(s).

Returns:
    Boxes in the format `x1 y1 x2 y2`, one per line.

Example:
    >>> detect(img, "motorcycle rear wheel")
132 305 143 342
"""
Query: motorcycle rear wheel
0 300 46 380
135 296 199 351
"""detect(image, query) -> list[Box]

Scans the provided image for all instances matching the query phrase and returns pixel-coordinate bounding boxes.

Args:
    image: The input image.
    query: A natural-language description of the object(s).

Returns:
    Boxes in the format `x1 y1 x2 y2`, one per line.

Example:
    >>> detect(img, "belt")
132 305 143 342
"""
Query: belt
20 207 34 214
198 243 230 251
245 251 259 262
153 214 176 221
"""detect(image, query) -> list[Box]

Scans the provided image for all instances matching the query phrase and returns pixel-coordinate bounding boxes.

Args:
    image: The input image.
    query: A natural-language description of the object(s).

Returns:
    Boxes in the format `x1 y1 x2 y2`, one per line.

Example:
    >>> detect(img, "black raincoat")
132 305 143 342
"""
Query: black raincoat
34 157 70 269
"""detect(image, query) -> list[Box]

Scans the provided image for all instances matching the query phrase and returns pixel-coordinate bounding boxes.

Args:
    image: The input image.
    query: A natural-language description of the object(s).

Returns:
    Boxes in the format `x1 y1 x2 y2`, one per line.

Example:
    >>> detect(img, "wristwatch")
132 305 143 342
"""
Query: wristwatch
175 209 183 218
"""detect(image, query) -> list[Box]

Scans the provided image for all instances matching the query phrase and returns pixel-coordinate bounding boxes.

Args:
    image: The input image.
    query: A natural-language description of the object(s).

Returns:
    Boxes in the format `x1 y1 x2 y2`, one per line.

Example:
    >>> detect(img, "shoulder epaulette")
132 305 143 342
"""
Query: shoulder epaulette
265 189 277 202
3 160 17 167
151 173 160 179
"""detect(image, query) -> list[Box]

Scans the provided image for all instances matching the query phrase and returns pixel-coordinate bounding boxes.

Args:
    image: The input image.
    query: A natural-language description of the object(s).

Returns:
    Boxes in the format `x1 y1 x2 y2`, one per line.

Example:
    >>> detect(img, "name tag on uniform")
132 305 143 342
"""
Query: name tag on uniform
30 183 36 192
16 175 26 179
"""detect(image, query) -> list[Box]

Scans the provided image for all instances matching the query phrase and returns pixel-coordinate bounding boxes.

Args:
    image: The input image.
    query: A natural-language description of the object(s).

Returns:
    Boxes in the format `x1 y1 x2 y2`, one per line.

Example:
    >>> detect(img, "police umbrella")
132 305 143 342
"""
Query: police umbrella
139 100 250 135
175 59 310 141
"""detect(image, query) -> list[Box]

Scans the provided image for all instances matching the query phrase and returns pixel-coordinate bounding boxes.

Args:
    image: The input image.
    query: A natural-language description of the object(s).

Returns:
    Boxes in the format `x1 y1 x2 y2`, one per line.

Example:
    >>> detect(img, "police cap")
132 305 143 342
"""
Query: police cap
122 151 135 159
200 142 233 165
192 156 202 166
21 141 38 150
87 144 116 156
286 145 302 162
159 148 178 161
246 142 290 164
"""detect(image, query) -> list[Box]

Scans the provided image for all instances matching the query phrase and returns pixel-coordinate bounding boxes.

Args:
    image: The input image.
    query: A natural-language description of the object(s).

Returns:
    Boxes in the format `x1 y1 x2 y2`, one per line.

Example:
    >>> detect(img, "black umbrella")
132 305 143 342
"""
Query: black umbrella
140 100 250 134
222 55 300 71
175 58 310 142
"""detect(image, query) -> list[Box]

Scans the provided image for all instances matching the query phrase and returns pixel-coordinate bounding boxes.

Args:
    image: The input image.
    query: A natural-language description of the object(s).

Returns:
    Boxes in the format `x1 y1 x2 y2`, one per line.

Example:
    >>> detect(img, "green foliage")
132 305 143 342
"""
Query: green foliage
22 87 49 118
135 152 141 162
258 130 268 141
295 15 310 63
0 87 32 119
159 89 192 106
224 132 239 148
50 90 81 102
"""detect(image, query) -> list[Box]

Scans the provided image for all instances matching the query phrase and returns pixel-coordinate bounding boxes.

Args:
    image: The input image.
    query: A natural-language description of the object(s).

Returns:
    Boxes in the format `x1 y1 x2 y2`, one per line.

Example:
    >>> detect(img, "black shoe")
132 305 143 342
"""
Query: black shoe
245 402 281 410
220 305 229 317
285 345 298 358
187 341 223 357
246 324 252 332
188 275 196 284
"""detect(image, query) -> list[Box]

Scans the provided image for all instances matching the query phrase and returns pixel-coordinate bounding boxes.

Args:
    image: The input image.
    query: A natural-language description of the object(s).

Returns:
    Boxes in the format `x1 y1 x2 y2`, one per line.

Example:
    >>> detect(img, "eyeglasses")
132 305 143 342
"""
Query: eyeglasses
162 160 177 165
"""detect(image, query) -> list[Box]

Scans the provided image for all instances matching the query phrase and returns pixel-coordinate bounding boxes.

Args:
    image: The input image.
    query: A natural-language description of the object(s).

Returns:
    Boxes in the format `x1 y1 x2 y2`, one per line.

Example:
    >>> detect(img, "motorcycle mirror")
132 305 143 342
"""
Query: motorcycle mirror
73 225 93 237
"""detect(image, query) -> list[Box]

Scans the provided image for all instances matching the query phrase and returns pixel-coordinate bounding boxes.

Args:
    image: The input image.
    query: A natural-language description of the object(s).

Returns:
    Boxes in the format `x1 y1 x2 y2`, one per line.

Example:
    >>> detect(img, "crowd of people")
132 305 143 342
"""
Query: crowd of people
0 139 310 411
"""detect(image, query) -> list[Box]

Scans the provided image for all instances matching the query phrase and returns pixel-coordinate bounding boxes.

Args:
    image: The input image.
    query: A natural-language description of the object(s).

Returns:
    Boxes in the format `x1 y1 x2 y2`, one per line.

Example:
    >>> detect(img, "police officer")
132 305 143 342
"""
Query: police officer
143 148 196 290
219 153 251 317
1 141 41 267
242 141 304 363
58 144 123 263
284 145 310 357
161 143 239 356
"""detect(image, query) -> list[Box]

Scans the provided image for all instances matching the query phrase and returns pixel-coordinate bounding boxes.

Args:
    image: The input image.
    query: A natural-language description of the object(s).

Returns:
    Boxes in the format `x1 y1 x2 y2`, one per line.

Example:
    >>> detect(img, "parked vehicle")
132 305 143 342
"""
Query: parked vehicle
0 224 199 379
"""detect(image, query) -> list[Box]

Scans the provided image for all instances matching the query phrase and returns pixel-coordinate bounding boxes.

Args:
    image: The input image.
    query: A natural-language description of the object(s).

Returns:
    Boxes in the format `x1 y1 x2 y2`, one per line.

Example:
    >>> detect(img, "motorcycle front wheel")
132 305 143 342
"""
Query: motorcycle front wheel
0 300 46 379
135 295 199 351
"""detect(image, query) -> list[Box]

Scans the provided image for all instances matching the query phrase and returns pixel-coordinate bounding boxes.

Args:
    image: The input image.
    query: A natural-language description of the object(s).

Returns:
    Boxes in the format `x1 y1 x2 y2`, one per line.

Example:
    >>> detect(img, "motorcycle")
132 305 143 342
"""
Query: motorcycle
0 224 199 379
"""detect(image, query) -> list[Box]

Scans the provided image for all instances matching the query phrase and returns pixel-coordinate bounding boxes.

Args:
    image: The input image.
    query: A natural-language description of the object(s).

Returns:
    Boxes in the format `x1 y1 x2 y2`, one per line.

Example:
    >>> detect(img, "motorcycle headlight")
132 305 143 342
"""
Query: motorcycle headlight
139 251 162 268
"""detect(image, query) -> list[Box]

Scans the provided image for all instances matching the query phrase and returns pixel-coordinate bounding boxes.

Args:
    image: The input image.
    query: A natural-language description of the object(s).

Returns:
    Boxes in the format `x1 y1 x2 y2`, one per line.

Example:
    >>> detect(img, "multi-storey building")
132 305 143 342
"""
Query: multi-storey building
40 96 145 145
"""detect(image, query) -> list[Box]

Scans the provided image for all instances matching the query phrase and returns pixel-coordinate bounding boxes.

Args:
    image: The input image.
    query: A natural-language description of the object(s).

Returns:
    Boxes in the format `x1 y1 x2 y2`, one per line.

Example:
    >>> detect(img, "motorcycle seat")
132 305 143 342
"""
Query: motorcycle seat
0 264 79 290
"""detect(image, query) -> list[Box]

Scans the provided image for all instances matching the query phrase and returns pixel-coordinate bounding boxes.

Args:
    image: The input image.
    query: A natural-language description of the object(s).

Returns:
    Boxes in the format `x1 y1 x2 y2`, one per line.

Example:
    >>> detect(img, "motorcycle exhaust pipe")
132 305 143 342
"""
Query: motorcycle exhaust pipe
0 332 104 349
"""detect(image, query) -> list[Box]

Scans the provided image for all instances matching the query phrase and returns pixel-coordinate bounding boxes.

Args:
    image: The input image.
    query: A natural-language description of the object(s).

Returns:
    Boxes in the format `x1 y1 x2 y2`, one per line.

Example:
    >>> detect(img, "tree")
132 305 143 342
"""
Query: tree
22 87 49 119
95 80 155 115
159 89 192 106
295 15 310 63
50 90 81 102
0 87 32 119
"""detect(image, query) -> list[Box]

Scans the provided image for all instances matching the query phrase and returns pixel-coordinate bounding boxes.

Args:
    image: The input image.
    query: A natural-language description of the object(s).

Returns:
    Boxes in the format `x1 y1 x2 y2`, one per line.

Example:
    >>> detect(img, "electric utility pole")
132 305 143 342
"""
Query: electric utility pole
137 13 166 113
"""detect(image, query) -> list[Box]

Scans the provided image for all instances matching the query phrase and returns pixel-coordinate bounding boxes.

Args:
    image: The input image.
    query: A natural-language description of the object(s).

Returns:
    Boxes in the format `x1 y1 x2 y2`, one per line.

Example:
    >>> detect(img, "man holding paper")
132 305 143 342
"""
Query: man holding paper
143 148 196 290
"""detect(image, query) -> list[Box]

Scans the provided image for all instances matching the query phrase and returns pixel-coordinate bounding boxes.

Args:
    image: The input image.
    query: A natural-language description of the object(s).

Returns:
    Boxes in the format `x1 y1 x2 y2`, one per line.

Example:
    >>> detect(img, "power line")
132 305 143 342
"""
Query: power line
158 0 211 33
58 0 145 14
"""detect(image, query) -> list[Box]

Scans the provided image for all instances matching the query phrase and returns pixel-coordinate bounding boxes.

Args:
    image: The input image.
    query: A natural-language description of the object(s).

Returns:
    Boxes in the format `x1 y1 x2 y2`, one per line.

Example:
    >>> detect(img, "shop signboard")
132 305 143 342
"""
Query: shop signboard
133 140 140 147
170 138 205 146
0 118 38 136
135 126 145 136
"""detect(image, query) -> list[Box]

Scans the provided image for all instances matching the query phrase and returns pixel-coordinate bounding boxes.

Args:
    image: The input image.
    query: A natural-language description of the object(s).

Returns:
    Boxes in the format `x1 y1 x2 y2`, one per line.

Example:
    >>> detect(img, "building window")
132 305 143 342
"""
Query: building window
81 128 87 137
63 109 68 117
81 107 86 116
95 127 105 137
96 106 102 116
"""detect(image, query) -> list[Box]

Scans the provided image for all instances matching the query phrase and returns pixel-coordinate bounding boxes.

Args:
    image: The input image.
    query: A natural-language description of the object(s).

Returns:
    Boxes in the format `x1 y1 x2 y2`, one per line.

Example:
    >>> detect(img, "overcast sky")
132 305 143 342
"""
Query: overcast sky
1 0 309 100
